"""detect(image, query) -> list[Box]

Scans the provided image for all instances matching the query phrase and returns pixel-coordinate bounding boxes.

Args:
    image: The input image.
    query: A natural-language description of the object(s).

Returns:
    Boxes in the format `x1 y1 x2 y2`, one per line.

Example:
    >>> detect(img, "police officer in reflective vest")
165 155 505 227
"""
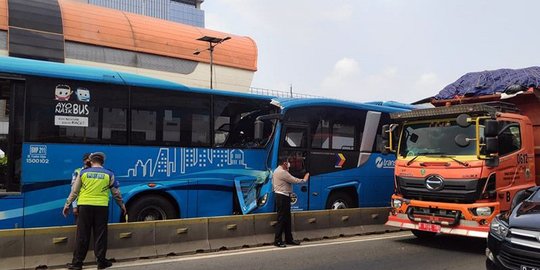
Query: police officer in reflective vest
63 152 126 270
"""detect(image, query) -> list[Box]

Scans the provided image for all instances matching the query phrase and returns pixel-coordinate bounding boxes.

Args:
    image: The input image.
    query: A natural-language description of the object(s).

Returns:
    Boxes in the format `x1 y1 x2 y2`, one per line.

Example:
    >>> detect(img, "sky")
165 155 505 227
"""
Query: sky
203 0 540 103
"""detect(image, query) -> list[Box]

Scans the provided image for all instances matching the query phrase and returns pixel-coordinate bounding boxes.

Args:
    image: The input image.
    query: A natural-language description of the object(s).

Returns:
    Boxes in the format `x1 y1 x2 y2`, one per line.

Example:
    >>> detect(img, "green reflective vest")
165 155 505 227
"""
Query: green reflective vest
77 167 113 206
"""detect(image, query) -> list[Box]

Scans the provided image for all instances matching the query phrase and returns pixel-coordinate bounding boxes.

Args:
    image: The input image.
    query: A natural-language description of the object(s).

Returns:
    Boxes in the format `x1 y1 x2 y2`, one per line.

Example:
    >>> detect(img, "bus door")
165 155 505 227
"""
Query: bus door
0 79 23 192
279 124 310 211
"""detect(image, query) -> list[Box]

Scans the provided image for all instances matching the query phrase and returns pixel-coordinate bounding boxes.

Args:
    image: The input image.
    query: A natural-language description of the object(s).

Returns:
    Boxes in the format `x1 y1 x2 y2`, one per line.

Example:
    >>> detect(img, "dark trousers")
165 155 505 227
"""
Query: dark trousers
274 193 293 243
72 205 109 265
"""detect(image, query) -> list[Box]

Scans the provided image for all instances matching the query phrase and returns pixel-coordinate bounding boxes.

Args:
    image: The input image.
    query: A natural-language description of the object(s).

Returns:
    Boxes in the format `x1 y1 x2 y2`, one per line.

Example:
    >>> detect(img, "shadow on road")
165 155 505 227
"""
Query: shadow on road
395 234 486 255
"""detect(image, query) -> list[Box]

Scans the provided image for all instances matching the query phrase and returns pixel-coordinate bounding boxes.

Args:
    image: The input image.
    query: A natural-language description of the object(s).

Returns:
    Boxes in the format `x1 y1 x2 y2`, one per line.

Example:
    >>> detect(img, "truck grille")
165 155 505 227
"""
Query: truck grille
397 176 486 203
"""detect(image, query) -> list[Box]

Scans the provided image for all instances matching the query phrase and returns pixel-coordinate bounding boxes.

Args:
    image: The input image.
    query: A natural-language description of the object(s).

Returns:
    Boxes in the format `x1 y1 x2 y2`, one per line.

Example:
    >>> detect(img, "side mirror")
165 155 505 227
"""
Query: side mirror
484 120 498 137
410 133 419 143
485 156 499 168
485 137 499 154
381 124 390 140
254 119 264 141
456 114 472 128
454 134 470 147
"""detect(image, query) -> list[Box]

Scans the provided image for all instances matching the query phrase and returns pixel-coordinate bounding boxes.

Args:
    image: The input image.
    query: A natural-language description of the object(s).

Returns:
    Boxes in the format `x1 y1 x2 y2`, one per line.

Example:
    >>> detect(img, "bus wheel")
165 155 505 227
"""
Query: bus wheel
411 229 437 239
326 192 356 210
128 195 178 222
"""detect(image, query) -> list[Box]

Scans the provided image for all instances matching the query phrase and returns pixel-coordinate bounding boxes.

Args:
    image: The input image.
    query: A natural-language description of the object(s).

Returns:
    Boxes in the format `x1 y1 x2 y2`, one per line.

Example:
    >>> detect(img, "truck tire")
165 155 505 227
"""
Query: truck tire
128 195 178 222
326 192 357 210
411 229 437 239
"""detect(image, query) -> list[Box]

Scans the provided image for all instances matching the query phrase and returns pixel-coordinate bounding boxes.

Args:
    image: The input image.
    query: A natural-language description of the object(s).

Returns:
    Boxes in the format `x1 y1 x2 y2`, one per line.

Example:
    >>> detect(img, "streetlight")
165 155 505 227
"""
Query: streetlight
193 36 231 89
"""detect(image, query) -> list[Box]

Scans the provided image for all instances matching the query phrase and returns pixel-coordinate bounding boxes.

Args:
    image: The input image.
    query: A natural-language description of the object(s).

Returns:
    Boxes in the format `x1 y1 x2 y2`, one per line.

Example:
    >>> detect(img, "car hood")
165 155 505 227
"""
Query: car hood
507 201 540 230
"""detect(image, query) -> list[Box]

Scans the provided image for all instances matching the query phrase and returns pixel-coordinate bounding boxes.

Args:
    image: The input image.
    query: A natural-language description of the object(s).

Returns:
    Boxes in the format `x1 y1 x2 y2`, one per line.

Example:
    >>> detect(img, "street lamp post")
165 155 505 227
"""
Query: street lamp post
194 36 231 89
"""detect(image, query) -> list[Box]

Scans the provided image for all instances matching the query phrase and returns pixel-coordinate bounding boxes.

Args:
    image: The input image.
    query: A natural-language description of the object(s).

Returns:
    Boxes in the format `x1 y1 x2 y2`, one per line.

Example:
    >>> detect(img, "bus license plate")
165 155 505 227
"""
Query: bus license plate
521 266 540 270
418 223 441 233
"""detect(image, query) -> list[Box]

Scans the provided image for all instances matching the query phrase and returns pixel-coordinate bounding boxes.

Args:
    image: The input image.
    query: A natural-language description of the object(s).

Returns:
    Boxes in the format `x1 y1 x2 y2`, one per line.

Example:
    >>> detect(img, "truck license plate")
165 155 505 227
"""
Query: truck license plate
521 266 540 270
418 223 441 233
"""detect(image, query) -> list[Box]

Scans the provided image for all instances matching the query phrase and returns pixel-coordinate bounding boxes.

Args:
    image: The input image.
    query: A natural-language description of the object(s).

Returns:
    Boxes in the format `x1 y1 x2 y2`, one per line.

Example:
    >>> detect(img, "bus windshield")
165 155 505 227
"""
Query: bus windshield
399 121 479 158
214 101 277 148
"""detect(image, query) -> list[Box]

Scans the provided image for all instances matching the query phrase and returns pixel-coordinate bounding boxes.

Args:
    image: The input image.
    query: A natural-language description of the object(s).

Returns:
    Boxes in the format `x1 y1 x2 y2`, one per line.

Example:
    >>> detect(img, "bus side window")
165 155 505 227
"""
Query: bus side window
130 87 210 147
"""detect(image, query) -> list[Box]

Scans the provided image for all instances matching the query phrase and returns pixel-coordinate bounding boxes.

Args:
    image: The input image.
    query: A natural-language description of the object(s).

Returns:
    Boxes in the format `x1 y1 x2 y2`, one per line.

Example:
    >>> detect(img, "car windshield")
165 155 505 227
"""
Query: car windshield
399 121 479 158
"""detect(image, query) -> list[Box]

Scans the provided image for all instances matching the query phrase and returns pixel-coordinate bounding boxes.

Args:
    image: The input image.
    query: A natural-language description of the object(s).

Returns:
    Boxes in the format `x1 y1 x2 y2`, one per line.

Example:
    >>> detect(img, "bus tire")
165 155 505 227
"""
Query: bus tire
127 195 178 222
411 229 437 239
326 191 357 210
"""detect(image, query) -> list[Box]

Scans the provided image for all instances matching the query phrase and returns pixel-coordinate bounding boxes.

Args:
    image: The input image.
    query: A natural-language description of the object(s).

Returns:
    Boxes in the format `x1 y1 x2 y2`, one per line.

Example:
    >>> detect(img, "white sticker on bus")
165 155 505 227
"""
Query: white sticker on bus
54 115 89 127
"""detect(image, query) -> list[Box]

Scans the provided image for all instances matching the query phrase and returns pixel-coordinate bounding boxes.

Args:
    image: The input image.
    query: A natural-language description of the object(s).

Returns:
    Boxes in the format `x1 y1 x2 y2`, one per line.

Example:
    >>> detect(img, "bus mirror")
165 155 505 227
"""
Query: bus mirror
254 119 264 141
454 134 470 147
485 156 499 168
381 139 390 155
484 120 498 137
382 124 390 140
456 114 472 128
485 137 499 154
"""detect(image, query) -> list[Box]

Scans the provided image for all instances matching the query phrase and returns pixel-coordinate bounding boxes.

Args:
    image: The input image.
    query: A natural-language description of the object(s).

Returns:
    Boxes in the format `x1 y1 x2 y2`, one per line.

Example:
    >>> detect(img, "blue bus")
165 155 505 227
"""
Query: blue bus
0 56 410 229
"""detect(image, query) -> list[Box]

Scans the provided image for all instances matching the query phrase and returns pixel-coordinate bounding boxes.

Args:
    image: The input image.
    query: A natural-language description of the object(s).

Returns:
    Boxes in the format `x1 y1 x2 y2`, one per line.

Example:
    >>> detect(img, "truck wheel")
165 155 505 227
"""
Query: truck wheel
411 229 437 239
128 195 178 222
326 192 357 210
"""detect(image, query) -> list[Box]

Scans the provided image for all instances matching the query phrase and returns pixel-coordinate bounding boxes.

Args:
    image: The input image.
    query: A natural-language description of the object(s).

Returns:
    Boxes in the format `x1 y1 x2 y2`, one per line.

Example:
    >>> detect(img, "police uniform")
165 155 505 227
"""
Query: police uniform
65 156 124 269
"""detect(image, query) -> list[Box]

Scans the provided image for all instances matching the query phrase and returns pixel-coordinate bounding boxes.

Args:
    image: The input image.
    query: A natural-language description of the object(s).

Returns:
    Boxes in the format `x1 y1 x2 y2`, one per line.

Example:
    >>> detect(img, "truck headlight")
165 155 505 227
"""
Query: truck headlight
490 217 508 239
391 199 402 209
258 193 268 206
474 207 492 216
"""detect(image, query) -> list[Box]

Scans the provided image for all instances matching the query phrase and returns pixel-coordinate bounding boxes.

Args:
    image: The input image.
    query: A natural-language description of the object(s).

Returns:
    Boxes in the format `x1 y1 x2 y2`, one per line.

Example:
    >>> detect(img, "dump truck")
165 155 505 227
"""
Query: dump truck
383 68 540 238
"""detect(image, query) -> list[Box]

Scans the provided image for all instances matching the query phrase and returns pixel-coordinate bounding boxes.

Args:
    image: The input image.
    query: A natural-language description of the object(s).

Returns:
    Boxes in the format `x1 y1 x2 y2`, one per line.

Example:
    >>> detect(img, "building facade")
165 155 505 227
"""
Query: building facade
74 0 205 27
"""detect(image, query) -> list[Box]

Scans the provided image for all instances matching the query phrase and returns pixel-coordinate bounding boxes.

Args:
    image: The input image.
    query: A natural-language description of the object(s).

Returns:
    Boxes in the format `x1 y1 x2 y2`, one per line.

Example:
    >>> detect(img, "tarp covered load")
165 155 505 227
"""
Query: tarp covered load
435 67 540 100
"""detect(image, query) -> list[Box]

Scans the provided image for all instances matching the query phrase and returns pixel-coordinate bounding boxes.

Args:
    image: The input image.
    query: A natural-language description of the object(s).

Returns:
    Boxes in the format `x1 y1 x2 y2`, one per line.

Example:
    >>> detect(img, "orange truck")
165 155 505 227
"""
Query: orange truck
383 89 540 238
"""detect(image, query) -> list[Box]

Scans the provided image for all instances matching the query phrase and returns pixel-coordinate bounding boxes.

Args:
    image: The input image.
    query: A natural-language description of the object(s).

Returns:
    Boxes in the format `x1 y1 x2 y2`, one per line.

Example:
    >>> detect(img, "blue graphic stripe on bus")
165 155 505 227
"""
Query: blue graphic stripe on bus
22 179 72 193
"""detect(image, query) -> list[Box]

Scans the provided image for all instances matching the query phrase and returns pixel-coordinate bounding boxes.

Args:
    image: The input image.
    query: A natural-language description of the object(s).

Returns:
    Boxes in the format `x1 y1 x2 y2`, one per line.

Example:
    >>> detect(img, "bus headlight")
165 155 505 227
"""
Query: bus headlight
258 193 268 206
490 217 508 239
391 199 402 209
474 207 492 216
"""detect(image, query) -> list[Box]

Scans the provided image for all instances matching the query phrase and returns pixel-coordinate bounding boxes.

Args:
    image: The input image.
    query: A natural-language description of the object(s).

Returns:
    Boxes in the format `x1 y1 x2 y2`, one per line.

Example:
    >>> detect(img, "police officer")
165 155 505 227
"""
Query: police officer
272 156 309 247
63 152 126 270
70 153 91 219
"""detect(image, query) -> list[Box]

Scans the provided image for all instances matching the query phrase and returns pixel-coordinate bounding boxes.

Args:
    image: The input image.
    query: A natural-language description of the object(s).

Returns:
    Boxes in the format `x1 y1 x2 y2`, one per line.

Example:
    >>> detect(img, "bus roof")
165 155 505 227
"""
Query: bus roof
0 56 274 100
273 98 411 113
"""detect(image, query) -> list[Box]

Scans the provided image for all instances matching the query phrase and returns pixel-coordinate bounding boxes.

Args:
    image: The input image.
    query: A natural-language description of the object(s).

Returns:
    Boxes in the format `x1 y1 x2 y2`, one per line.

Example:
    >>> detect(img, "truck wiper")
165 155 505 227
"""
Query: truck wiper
406 152 435 166
438 155 469 167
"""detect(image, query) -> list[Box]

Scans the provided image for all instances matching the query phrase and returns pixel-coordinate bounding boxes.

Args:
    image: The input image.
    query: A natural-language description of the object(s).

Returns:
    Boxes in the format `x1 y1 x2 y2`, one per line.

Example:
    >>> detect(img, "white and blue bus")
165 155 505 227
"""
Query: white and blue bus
0 56 411 229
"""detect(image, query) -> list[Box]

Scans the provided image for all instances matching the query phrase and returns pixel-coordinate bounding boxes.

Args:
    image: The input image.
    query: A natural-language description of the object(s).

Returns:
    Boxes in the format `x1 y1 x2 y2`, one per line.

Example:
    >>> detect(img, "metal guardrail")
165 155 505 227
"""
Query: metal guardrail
249 87 324 99
1 207 397 270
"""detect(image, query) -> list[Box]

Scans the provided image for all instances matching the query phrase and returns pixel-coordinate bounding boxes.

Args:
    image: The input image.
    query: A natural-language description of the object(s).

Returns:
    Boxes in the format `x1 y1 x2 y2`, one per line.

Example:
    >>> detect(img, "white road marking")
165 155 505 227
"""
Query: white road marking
109 231 413 269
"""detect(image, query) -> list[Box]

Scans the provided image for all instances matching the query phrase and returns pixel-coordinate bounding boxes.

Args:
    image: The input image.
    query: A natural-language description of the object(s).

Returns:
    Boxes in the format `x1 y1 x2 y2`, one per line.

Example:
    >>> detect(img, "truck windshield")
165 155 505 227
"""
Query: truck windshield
399 121 478 158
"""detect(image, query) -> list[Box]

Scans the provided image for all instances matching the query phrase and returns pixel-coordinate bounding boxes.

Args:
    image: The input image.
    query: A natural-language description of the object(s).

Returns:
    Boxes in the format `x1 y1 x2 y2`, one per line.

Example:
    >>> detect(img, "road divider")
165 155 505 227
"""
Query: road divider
3 207 396 269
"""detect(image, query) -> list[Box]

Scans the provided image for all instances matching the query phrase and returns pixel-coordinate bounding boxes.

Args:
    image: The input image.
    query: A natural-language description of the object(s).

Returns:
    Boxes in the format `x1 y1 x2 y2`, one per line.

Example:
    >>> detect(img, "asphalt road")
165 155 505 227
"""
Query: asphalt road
88 231 488 270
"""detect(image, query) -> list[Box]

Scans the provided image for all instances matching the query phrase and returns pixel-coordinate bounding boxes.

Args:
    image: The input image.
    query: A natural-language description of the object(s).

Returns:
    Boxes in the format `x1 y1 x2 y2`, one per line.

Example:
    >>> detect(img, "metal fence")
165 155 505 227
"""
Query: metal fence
249 87 323 99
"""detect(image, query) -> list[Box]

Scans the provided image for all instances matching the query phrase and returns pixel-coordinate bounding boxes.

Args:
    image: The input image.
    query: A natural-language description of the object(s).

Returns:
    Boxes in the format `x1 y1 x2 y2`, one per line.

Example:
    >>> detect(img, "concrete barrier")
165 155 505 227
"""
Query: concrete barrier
23 226 77 269
253 213 277 245
154 218 210 255
292 210 332 241
2 207 393 269
329 208 391 236
0 229 24 270
107 221 157 260
207 215 257 250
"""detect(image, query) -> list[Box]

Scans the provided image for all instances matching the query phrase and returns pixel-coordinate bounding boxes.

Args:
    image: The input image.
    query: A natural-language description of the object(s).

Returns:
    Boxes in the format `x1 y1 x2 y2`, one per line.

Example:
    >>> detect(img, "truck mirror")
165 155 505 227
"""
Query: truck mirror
485 156 499 168
456 114 472 128
381 124 390 140
485 137 499 154
454 134 470 147
484 120 498 137
254 119 264 141
410 133 418 143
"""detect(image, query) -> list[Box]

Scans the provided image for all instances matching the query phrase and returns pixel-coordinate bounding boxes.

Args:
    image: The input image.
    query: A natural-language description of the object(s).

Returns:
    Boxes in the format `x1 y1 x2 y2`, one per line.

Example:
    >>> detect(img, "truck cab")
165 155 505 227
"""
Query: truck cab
385 98 538 238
